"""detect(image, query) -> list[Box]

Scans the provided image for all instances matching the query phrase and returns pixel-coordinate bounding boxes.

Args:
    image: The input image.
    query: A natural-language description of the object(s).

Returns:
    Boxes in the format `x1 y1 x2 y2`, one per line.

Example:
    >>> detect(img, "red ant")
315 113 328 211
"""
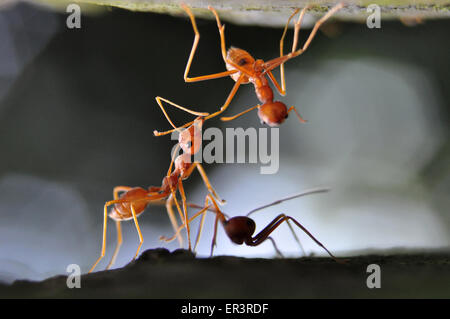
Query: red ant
89 117 224 273
153 3 344 136
161 188 343 263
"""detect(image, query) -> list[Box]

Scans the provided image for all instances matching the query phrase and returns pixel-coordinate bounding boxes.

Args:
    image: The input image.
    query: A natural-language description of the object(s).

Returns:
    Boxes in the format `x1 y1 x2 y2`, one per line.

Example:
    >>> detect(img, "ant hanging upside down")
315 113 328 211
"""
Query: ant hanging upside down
161 187 344 263
153 3 345 136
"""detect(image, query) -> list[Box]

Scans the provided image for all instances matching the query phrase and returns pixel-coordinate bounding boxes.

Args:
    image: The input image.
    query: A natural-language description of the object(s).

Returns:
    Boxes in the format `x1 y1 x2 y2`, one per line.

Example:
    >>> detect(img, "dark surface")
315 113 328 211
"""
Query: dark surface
1 248 449 298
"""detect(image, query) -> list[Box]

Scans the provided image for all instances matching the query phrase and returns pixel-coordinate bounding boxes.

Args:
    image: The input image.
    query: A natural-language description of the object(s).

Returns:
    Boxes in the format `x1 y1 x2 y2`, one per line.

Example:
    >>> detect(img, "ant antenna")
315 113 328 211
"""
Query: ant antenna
246 187 330 217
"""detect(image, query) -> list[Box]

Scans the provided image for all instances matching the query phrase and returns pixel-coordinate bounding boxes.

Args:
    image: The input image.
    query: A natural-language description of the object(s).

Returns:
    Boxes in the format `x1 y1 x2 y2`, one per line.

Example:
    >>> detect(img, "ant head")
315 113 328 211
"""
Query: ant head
258 101 288 127
178 119 203 155
223 216 256 245
226 47 255 83
174 153 192 177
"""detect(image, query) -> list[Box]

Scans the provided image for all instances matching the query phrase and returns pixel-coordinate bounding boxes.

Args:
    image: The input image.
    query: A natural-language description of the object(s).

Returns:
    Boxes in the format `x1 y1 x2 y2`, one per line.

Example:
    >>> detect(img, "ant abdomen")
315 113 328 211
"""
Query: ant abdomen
223 216 256 244
257 101 288 127
110 187 149 220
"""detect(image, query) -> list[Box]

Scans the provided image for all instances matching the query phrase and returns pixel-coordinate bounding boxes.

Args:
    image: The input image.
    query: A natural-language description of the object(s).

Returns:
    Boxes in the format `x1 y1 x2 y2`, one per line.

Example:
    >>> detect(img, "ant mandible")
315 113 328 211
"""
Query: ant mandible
161 188 343 263
89 117 224 273
153 3 344 136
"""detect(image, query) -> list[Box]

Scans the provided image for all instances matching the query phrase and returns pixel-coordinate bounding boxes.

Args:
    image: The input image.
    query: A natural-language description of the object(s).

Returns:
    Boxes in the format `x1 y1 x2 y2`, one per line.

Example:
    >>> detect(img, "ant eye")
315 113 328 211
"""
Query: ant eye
238 58 247 66
260 120 265 125
285 114 289 119
186 141 192 148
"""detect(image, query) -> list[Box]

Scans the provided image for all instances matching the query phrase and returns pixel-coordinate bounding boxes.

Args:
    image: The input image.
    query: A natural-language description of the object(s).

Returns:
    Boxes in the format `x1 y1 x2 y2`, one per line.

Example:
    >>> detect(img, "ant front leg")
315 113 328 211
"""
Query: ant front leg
154 97 208 134
153 74 246 136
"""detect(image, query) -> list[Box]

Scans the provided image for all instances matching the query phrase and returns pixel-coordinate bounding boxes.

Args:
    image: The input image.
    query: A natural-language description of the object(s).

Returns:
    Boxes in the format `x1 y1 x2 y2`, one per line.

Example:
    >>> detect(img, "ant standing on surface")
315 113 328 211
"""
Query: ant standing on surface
153 3 345 136
162 188 343 263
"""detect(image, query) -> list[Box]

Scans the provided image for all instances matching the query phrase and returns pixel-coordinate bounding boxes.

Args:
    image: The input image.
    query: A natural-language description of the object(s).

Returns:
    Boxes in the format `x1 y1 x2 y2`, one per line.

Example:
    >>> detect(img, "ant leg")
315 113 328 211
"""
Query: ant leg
263 3 344 73
89 202 111 273
105 187 131 270
161 194 225 255
193 163 226 204
165 194 184 247
207 195 226 257
267 237 284 257
181 4 238 82
168 183 188 245
164 143 189 247
221 104 260 122
291 6 311 53
278 8 302 95
113 186 133 199
160 201 210 244
167 144 180 177
287 106 307 123
300 3 344 53
285 219 306 256
249 214 343 263
210 213 220 257
177 178 192 251
106 221 122 270
266 71 285 96
153 74 245 136
208 6 227 62
193 195 216 252
208 7 256 79
130 203 144 261
155 97 209 132
193 207 207 252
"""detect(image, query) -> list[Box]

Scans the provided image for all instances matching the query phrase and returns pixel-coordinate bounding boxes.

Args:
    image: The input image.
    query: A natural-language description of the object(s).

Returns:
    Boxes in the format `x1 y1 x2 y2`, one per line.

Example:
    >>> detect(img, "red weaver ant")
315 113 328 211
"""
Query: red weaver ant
153 3 344 136
89 117 224 273
161 188 343 263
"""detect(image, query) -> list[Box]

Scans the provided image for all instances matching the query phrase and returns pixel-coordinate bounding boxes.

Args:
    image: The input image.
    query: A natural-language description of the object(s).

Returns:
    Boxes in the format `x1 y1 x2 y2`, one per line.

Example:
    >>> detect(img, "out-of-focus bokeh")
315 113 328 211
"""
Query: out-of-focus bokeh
0 2 448 283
